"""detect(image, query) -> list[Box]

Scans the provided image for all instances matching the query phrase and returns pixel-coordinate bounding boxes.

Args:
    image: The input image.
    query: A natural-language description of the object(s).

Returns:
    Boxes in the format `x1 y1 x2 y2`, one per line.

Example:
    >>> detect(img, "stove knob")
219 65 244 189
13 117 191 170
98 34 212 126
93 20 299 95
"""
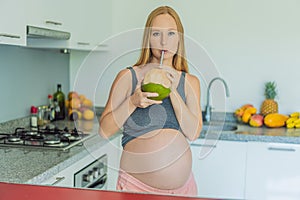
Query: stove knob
99 167 105 176
82 171 94 183
93 167 100 178
64 127 69 132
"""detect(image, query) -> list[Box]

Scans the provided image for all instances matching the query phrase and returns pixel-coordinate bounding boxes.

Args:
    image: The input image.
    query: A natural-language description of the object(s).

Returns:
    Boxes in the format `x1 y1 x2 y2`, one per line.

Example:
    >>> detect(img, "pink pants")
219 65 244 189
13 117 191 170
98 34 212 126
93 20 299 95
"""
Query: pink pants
116 170 198 196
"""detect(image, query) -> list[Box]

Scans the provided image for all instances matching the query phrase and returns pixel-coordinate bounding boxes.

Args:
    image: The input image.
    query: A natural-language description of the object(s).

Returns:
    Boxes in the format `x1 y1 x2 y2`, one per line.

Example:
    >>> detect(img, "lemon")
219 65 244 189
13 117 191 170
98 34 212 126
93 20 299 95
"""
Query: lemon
83 109 94 120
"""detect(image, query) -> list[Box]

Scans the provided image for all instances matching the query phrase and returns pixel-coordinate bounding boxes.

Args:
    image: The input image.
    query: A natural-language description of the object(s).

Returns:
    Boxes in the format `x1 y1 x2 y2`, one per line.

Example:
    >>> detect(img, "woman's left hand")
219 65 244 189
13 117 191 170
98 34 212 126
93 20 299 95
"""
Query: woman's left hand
160 65 180 92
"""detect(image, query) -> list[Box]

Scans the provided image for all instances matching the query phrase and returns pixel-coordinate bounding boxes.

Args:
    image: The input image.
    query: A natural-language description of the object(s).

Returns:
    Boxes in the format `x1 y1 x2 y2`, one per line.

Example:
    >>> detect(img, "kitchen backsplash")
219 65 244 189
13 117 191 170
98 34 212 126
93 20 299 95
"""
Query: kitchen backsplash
0 45 70 123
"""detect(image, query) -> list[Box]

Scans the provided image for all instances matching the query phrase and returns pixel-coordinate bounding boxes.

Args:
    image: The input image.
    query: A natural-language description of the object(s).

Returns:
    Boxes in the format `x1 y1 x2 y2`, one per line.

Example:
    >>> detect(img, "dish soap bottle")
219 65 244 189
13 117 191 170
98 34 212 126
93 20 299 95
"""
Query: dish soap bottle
53 84 66 120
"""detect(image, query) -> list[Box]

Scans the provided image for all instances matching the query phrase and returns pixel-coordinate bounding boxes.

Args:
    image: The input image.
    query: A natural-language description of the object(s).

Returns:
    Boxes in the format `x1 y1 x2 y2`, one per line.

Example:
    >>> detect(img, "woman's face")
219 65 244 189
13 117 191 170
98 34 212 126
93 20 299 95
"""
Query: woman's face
149 14 179 65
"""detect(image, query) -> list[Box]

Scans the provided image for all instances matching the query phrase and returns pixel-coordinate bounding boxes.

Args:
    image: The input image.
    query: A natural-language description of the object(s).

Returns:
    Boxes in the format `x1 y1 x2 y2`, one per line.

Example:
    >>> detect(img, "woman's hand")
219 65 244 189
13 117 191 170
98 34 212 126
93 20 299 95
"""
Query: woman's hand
130 87 162 108
160 65 180 92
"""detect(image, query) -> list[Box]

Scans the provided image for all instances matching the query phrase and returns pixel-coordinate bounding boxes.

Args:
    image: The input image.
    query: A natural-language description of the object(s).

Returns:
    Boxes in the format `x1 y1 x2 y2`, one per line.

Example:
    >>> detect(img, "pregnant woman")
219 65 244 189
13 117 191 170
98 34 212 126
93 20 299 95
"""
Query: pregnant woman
99 6 202 196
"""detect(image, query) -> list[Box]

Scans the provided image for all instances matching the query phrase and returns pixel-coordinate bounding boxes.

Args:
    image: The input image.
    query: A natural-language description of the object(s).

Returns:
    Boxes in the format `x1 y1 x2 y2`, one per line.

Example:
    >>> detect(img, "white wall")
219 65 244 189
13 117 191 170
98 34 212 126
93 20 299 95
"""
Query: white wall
70 0 300 114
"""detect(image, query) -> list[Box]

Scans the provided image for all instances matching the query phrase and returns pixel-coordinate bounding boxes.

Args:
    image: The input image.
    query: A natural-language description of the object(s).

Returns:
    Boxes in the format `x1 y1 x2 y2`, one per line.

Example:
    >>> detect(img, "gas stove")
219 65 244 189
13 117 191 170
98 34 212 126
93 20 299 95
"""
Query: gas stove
0 126 95 151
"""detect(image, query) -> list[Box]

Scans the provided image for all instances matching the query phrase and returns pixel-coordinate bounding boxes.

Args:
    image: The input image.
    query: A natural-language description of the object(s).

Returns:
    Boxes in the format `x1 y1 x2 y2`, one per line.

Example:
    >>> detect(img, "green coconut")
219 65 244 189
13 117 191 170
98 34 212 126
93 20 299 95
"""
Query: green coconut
141 68 171 101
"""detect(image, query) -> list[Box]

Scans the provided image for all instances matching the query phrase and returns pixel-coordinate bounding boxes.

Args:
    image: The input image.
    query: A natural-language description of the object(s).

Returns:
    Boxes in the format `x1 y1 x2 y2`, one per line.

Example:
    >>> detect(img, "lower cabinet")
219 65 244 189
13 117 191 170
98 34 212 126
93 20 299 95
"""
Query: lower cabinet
191 139 247 199
245 142 300 200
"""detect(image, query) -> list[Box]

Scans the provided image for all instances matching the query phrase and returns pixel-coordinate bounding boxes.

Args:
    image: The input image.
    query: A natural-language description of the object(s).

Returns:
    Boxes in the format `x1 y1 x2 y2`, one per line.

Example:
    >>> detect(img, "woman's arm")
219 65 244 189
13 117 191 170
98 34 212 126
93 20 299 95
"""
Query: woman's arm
99 69 135 138
99 68 162 138
169 73 202 141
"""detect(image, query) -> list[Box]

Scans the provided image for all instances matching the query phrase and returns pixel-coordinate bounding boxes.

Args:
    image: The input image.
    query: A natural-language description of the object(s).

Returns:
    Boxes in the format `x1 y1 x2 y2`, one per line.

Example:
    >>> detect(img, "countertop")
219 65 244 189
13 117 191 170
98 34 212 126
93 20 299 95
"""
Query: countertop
0 182 215 200
0 119 115 184
1 112 300 185
199 121 300 144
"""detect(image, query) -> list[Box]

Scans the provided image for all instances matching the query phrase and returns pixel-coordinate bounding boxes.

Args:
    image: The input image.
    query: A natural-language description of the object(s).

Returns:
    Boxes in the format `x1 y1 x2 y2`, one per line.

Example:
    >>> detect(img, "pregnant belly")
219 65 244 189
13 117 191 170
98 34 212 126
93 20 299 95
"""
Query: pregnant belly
120 129 192 189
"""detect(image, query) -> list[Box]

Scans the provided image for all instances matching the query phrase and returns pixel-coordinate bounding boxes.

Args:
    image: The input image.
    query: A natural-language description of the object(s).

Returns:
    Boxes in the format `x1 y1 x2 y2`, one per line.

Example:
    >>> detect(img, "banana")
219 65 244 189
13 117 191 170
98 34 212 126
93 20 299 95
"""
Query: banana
287 123 295 129
294 118 300 125
286 117 297 124
290 112 300 118
295 124 300 128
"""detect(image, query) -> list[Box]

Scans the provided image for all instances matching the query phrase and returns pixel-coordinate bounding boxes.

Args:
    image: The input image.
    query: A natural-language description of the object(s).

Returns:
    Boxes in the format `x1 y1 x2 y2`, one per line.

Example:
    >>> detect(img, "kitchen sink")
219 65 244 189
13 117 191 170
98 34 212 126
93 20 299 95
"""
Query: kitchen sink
201 122 238 133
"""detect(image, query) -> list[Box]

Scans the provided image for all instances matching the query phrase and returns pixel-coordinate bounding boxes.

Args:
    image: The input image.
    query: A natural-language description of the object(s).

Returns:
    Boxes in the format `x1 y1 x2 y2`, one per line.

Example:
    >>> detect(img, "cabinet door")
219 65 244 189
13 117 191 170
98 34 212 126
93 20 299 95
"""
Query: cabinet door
26 0 68 30
191 139 247 199
245 142 300 199
0 0 26 46
65 1 112 51
97 135 121 190
25 0 70 49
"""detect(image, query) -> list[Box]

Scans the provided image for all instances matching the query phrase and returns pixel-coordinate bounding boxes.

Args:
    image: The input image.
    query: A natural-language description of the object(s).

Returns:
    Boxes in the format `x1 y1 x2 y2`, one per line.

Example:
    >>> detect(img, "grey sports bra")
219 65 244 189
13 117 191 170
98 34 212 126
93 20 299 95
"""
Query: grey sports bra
122 67 186 148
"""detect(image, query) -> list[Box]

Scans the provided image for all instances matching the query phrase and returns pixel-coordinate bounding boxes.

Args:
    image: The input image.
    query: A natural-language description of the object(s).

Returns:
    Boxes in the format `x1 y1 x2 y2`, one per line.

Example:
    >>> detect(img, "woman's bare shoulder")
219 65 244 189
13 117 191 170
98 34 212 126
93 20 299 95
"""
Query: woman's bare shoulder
185 73 200 86
114 68 132 83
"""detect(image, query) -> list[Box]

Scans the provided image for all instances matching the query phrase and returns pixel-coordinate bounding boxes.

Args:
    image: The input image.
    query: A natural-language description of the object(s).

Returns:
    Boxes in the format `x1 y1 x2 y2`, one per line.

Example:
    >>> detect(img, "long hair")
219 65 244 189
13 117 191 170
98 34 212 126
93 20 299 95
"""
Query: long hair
134 6 188 73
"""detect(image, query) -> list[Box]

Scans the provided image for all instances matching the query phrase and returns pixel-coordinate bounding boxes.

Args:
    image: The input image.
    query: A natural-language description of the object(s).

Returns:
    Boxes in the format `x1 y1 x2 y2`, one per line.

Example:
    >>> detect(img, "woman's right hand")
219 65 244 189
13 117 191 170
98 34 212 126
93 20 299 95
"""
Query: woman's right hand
130 87 162 108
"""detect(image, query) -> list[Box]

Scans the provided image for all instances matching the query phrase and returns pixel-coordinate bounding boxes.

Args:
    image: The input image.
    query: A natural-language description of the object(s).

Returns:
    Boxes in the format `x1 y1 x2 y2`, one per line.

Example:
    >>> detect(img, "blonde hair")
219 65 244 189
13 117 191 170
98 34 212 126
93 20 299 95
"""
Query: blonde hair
134 6 188 73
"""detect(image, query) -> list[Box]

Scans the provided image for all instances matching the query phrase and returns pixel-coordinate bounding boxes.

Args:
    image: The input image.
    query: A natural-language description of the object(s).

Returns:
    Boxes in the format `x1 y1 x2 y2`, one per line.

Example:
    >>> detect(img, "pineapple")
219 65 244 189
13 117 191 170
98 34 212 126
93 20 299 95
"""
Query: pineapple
260 81 278 116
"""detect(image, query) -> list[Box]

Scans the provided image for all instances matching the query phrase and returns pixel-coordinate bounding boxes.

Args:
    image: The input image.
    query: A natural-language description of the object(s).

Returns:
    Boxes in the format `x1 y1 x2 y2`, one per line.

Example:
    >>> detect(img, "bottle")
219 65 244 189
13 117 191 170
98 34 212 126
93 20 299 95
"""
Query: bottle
53 84 66 120
30 106 38 130
37 106 45 126
53 99 61 120
47 94 55 122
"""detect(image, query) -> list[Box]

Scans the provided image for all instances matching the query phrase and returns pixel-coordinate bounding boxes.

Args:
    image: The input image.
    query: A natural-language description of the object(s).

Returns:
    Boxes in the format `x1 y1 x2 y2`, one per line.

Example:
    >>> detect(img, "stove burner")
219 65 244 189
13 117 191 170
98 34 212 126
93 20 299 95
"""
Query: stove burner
62 132 71 137
44 135 61 145
63 135 82 142
8 136 22 143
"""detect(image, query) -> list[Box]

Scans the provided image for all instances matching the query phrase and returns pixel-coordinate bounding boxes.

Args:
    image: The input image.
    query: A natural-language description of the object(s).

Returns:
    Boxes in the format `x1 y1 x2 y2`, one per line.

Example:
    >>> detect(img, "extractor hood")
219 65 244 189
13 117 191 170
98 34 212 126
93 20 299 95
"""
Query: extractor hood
27 25 71 40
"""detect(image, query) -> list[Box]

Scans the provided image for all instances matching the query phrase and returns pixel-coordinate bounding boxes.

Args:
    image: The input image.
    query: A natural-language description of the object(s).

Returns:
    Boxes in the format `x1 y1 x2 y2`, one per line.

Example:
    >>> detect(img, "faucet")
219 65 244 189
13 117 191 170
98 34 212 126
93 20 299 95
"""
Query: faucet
204 77 230 122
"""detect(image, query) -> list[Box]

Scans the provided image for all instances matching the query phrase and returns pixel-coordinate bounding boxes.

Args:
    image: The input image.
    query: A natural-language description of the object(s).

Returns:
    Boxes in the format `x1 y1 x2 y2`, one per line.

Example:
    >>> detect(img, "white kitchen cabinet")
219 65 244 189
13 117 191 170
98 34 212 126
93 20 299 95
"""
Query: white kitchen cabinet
245 142 300 200
1 0 112 50
26 0 68 30
25 0 111 50
191 139 247 199
0 0 26 46
64 1 112 51
25 0 72 49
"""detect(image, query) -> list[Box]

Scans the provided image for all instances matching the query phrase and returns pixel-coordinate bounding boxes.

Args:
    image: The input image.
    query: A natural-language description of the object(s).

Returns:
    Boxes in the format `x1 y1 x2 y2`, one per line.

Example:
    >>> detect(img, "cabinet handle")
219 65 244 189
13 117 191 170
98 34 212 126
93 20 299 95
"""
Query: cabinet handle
51 176 65 185
97 44 108 47
190 143 217 148
77 42 90 46
268 147 296 152
45 20 62 26
0 33 21 39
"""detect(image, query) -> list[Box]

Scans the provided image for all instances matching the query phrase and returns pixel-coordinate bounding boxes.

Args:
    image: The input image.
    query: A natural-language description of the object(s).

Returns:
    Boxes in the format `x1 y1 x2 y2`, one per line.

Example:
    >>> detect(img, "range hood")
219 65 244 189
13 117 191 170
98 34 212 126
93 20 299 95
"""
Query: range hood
27 25 71 40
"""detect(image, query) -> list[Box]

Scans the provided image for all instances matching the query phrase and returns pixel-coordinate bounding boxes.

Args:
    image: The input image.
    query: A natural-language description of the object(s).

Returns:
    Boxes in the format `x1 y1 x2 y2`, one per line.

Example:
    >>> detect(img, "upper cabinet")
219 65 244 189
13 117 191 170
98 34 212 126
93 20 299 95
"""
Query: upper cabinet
0 0 112 50
65 1 112 51
0 0 26 46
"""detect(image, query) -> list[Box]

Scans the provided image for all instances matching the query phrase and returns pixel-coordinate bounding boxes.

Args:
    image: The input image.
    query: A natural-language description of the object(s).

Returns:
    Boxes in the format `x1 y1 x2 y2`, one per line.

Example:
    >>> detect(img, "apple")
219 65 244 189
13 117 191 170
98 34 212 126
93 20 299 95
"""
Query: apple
249 114 264 127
